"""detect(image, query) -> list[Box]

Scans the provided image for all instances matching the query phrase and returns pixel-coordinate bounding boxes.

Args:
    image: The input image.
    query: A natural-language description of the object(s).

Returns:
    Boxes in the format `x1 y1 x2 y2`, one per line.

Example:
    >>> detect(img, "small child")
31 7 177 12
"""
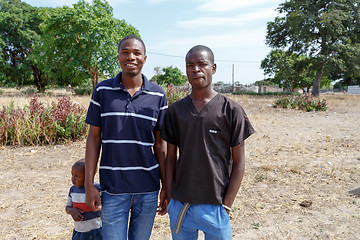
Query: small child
66 159 102 240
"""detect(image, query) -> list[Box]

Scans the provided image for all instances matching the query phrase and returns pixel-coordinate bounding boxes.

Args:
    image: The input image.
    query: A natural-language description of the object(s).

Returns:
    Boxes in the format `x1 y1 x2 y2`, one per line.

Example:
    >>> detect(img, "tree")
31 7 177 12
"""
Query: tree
156 66 187 86
266 0 360 96
39 0 139 89
0 0 44 90
261 50 322 92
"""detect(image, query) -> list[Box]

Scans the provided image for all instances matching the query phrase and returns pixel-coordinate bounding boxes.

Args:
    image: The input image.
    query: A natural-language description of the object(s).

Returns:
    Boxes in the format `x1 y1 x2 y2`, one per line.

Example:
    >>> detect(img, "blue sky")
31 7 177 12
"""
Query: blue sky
24 0 284 84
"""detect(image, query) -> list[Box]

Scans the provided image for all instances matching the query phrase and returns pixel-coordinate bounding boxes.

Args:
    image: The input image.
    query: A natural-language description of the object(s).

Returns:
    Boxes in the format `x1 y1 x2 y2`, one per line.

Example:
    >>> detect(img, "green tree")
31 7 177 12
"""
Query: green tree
39 0 139 89
266 0 360 96
156 66 187 86
0 0 44 90
261 50 321 92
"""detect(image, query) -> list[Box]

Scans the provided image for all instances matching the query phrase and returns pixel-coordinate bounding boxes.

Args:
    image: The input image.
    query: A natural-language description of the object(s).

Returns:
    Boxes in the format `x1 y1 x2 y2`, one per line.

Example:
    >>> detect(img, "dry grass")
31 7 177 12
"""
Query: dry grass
0 89 359 239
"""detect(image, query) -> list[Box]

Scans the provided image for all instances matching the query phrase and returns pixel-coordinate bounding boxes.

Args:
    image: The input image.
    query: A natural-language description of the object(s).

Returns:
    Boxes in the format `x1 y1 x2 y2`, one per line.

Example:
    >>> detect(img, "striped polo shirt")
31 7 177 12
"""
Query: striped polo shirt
85 73 168 194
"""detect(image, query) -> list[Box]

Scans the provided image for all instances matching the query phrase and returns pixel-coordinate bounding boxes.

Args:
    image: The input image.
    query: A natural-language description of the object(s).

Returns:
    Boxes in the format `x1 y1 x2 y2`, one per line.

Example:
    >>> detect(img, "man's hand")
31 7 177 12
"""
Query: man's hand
157 188 168 216
85 185 102 212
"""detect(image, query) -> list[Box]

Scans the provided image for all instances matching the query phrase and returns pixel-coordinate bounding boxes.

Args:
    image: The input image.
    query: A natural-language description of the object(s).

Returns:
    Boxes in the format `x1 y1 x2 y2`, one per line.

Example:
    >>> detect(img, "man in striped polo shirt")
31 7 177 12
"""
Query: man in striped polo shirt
84 35 168 240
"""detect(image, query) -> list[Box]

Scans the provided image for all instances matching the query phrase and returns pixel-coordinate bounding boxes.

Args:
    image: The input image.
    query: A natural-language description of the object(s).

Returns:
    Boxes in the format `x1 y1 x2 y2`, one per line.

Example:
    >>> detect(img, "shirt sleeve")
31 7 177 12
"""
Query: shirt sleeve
160 105 177 146
66 188 73 207
154 90 168 131
230 104 255 147
85 86 101 127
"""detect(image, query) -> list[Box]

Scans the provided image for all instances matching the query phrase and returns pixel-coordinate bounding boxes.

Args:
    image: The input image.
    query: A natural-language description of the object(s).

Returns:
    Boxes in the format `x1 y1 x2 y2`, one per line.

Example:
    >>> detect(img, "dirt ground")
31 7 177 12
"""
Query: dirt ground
0 89 359 240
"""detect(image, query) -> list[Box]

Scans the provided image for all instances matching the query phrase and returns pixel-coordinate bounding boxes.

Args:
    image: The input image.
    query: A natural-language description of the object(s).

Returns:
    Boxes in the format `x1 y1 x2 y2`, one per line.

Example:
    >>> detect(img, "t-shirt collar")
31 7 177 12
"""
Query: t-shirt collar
113 72 151 91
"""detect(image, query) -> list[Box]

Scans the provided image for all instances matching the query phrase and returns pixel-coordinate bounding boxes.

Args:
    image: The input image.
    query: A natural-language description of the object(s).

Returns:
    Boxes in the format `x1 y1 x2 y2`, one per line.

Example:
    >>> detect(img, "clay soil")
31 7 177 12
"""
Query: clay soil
0 89 359 239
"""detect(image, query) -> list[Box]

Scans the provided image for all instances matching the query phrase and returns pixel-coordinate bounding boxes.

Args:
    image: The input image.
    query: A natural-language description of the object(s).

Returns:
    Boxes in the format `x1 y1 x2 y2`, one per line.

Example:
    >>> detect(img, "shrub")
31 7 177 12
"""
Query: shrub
163 85 189 105
0 97 88 146
232 91 300 96
21 87 37 96
273 95 327 111
74 86 92 95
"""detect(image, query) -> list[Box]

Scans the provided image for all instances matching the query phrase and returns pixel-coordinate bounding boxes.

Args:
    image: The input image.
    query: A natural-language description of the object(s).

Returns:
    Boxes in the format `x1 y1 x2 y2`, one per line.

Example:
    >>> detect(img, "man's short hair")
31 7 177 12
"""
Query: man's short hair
186 45 214 64
118 34 146 54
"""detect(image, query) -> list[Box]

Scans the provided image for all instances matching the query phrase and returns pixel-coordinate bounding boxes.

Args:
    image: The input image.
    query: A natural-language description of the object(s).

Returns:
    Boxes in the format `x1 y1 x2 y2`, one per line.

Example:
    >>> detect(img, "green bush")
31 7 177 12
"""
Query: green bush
74 86 92 95
0 97 88 146
21 87 37 96
163 85 189 105
232 91 300 96
273 95 327 111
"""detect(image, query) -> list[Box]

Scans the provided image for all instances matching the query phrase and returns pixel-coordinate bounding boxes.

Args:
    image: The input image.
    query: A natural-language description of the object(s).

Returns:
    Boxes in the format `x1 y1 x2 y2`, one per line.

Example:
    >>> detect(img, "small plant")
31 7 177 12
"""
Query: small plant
0 97 87 146
273 95 327 111
252 222 260 229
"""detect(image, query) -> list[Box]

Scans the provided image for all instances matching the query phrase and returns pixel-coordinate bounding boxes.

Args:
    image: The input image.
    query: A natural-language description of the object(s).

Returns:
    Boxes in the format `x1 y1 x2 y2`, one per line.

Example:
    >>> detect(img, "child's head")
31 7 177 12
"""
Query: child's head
71 159 85 187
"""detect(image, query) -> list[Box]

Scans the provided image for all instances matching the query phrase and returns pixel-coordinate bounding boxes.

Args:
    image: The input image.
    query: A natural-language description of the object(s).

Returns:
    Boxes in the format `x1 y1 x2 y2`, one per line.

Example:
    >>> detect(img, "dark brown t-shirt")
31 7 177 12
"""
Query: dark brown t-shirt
161 94 255 205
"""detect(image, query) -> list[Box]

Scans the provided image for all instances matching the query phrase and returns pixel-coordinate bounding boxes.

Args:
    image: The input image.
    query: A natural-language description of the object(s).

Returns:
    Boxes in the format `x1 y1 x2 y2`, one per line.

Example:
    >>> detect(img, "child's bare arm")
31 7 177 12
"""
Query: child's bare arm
66 206 84 221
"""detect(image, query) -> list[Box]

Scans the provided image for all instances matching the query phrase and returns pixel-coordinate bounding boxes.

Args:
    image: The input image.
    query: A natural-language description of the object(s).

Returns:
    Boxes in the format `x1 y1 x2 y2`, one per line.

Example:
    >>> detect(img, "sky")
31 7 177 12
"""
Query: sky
24 0 285 85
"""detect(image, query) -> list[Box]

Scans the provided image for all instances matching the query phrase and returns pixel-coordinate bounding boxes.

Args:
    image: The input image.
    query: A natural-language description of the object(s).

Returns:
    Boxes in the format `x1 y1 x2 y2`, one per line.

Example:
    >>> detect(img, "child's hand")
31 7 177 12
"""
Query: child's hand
69 207 84 221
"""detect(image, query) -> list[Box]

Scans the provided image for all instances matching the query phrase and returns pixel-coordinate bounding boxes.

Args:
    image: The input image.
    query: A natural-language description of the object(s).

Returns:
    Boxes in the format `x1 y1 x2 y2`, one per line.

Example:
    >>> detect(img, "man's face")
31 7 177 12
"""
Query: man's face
186 50 216 89
118 38 147 76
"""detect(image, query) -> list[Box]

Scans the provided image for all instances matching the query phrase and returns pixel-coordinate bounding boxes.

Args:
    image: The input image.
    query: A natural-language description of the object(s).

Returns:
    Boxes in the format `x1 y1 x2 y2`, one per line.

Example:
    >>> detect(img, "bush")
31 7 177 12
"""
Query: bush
163 85 189 105
273 95 327 111
232 91 300 96
21 87 37 96
0 97 88 146
74 86 92 95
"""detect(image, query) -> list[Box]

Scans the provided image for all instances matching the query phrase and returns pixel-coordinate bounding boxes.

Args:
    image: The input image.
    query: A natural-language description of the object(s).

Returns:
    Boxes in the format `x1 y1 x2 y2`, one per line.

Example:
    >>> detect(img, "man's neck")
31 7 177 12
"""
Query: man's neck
190 87 217 101
121 72 143 89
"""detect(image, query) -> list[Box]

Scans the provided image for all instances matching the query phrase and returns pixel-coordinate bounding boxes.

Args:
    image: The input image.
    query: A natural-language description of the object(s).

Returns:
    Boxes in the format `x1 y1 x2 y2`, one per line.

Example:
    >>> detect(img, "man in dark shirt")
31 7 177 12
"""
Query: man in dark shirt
161 45 255 239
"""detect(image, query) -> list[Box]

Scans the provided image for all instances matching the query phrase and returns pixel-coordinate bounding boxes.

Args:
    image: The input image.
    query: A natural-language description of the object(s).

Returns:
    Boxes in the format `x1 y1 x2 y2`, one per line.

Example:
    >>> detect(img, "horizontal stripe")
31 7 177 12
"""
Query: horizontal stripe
144 91 164 97
100 164 159 171
160 105 168 110
91 99 100 107
71 192 86 203
102 139 154 146
74 217 101 233
73 202 93 213
101 112 157 122
96 86 121 91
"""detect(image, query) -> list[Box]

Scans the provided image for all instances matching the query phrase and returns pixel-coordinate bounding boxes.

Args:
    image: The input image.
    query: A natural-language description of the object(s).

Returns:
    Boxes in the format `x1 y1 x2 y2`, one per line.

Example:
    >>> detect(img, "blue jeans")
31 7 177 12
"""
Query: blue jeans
167 199 231 240
101 191 158 240
101 192 158 240
72 228 102 240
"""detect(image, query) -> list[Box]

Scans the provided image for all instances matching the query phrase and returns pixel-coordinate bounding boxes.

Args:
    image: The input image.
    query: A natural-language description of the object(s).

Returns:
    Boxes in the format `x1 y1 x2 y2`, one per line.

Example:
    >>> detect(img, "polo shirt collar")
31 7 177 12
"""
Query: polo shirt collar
113 72 151 91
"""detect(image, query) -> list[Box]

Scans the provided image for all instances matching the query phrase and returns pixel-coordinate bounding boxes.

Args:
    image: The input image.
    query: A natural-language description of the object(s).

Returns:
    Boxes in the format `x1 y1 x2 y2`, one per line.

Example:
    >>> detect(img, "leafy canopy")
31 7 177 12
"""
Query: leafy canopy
156 66 187 86
0 0 42 87
265 0 360 96
39 0 139 88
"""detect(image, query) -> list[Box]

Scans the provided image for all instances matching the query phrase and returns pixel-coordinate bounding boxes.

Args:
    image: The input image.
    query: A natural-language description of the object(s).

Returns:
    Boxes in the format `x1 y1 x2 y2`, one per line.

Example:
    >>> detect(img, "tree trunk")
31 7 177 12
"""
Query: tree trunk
88 66 98 90
32 66 45 93
312 70 322 97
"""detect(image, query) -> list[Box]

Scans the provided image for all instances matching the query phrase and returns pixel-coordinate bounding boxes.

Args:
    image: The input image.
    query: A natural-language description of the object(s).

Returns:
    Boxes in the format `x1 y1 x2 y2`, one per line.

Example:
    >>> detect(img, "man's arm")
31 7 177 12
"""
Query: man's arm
222 142 246 214
153 130 167 215
84 125 102 212
165 143 177 202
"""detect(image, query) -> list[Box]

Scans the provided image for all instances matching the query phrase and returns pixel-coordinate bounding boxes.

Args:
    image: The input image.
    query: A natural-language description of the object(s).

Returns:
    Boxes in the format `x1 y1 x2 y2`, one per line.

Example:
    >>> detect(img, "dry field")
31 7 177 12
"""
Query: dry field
0 88 359 239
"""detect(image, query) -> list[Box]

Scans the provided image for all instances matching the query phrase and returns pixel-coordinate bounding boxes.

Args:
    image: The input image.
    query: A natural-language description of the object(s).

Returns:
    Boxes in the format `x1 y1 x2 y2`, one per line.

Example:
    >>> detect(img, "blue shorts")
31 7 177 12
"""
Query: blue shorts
167 199 232 240
72 228 102 240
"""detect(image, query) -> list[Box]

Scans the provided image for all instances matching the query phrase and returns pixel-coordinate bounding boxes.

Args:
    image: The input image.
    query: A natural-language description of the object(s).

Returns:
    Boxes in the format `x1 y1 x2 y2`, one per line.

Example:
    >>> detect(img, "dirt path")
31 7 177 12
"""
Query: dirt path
0 93 359 239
